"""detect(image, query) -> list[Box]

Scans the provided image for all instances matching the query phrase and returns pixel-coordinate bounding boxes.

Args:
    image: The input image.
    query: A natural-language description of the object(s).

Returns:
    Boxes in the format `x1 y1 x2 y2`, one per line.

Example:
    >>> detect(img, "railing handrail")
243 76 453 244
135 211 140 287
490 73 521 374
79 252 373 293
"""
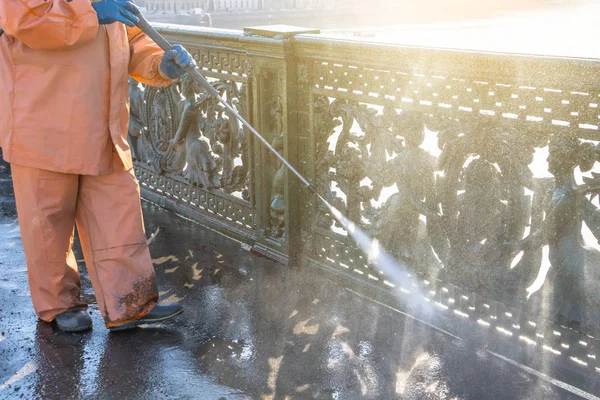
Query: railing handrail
154 22 245 44
152 22 600 88
293 34 600 89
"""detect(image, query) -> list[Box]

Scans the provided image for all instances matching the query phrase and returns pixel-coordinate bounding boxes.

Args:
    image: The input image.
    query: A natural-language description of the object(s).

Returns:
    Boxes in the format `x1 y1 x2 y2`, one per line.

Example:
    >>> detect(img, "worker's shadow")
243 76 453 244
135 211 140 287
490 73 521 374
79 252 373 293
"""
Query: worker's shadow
96 326 185 397
33 320 184 399
32 321 92 400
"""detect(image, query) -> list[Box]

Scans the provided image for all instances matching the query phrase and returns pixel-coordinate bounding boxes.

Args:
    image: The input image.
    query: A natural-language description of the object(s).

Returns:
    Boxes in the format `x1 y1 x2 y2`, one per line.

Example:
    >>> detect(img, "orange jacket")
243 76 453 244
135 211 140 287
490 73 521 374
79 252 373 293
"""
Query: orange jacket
0 0 172 174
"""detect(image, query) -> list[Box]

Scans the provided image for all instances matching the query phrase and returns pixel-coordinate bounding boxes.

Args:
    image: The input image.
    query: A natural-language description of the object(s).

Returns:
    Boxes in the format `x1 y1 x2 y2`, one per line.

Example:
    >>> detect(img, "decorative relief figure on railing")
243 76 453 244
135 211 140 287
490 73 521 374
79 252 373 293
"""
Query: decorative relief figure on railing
161 74 222 189
313 98 375 229
374 110 439 270
431 118 532 298
128 79 147 162
313 96 344 230
267 133 286 240
261 91 289 241
129 72 250 197
512 136 600 331
312 98 440 271
144 83 182 171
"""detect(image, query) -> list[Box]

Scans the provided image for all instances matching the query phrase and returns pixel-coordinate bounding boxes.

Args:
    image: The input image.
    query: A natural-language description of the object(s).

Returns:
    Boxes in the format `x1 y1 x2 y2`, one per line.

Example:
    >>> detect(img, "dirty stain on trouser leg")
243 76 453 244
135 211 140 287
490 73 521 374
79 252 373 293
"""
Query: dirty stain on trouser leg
10 164 87 322
75 168 158 328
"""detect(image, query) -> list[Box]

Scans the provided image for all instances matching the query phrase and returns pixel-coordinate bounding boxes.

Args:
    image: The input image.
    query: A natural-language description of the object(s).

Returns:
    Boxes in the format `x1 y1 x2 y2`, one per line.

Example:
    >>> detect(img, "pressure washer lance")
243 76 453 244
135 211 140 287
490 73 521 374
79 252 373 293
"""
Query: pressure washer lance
135 13 429 307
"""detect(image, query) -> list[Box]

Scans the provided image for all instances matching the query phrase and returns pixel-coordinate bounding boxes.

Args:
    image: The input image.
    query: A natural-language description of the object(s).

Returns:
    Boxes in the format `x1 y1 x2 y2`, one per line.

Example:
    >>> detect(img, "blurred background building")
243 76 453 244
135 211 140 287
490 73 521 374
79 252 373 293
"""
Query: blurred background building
142 0 575 34
143 0 350 13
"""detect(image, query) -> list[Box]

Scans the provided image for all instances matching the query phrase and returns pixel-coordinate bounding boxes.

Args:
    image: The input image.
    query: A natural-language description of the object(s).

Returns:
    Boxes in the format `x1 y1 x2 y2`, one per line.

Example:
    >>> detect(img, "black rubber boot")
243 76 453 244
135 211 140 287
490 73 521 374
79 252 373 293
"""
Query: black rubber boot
109 303 183 332
54 310 93 332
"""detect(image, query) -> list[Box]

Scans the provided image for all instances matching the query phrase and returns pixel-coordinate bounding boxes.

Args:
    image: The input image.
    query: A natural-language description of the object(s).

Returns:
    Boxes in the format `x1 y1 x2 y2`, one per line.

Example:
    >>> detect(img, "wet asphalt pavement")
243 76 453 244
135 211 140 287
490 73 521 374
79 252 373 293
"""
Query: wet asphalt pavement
0 157 597 399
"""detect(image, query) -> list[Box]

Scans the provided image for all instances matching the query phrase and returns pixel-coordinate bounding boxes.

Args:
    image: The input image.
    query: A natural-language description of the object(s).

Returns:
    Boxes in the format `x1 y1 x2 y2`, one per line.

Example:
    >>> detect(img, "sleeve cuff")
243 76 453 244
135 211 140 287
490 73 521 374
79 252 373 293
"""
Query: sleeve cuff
153 56 174 85
158 63 170 80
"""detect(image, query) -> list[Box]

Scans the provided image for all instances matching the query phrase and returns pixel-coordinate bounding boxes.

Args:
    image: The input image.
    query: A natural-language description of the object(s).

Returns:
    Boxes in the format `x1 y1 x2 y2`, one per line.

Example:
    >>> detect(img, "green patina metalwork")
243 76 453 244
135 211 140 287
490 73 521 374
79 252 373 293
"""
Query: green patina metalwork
129 23 600 372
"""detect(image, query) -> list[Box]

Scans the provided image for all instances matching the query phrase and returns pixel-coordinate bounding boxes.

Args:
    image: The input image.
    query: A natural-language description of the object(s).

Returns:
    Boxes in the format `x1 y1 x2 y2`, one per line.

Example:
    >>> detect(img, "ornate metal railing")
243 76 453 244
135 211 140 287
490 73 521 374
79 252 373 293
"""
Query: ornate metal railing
130 26 256 242
130 24 600 377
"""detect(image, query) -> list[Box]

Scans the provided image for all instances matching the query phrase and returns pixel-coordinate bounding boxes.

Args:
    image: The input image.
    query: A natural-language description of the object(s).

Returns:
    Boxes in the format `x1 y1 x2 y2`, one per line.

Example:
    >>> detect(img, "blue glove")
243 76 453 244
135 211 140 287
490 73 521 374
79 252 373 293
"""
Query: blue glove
92 0 140 27
159 45 196 79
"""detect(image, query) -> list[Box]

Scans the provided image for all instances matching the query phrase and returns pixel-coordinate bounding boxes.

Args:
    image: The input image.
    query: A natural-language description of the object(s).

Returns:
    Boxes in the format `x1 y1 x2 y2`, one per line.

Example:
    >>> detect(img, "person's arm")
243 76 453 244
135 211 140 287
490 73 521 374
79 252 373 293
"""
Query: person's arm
128 25 195 87
0 0 99 50
127 26 171 87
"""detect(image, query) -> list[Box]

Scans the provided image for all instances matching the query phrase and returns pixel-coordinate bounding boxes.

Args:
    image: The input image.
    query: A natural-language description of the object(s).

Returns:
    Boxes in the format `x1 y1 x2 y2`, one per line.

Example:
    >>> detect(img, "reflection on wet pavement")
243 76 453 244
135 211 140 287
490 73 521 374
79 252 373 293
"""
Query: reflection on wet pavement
0 160 596 398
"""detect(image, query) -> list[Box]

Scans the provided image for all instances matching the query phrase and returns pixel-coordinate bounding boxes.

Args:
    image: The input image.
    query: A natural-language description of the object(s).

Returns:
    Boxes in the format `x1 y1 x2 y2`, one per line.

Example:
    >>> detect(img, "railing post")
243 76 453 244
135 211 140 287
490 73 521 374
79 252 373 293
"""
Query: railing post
243 25 319 263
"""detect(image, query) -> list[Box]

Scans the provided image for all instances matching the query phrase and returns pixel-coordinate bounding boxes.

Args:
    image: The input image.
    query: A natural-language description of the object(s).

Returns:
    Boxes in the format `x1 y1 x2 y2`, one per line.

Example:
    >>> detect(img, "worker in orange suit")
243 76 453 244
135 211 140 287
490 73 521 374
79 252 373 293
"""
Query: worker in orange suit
0 0 195 332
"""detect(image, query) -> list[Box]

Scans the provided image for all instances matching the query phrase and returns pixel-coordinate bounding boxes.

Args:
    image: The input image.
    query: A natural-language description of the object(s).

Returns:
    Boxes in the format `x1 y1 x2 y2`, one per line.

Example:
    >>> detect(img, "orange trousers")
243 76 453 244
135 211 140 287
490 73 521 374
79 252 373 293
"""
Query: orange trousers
11 164 158 328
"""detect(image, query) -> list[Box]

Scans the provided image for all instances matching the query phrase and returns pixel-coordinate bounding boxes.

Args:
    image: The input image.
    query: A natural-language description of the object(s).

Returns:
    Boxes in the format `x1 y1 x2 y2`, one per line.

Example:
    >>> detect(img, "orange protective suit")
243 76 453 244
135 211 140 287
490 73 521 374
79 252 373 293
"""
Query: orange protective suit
0 0 173 327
